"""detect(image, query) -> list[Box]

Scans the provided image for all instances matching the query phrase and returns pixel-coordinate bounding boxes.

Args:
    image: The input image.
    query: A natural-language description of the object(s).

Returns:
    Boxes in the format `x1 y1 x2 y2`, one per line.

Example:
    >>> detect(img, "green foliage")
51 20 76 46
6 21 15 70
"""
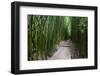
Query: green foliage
28 15 69 60
70 17 88 58
28 15 88 60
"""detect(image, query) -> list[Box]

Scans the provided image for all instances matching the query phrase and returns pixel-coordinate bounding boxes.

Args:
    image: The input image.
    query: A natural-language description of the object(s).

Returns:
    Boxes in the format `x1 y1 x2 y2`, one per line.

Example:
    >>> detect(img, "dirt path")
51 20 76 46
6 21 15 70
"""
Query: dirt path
49 40 72 60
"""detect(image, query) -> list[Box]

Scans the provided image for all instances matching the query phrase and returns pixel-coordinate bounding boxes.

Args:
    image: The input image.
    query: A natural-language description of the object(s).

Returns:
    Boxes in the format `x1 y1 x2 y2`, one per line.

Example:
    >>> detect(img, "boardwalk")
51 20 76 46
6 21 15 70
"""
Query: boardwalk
49 40 72 60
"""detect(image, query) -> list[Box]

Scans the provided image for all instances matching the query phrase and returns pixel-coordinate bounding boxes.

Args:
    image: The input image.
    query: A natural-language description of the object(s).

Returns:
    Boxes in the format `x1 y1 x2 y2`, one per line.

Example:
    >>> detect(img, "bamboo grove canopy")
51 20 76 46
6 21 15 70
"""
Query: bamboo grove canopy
28 15 88 60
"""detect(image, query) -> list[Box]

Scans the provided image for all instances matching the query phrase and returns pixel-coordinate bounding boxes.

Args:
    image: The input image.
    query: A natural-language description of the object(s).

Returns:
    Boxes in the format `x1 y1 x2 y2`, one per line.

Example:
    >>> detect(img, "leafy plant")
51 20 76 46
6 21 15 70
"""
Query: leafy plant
28 15 88 60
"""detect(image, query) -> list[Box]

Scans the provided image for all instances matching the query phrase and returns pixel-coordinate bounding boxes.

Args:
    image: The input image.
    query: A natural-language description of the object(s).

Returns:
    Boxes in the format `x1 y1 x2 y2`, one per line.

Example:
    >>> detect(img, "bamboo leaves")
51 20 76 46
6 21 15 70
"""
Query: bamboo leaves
28 15 88 60
70 17 88 58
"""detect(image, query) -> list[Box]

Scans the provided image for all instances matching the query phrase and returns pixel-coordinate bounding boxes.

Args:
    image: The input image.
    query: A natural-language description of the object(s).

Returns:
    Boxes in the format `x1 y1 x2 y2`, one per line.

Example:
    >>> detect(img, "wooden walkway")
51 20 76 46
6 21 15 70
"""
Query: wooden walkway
49 40 72 60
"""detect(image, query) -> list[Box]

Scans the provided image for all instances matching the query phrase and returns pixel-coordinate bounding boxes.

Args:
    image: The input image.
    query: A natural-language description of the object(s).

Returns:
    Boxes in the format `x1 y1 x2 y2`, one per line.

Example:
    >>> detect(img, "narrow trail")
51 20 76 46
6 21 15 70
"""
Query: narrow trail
49 40 72 60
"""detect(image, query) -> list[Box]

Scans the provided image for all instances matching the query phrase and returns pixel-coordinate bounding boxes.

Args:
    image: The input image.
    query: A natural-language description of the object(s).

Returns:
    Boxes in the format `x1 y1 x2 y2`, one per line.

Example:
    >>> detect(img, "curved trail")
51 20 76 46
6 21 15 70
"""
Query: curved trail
49 40 72 60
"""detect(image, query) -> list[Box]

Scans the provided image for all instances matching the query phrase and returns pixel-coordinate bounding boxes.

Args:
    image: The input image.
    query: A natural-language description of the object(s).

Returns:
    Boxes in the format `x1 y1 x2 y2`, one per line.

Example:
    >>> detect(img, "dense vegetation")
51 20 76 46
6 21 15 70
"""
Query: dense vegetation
28 15 88 61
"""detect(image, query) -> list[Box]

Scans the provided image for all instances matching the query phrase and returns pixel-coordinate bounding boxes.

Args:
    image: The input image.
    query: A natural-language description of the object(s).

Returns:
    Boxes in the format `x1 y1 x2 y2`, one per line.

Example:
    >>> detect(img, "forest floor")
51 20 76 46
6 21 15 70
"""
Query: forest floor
48 40 80 60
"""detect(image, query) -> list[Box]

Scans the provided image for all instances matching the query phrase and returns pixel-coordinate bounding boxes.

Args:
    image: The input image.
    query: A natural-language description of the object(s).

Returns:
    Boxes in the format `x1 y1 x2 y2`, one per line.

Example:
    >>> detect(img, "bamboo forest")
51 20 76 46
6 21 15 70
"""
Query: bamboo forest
28 15 88 61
